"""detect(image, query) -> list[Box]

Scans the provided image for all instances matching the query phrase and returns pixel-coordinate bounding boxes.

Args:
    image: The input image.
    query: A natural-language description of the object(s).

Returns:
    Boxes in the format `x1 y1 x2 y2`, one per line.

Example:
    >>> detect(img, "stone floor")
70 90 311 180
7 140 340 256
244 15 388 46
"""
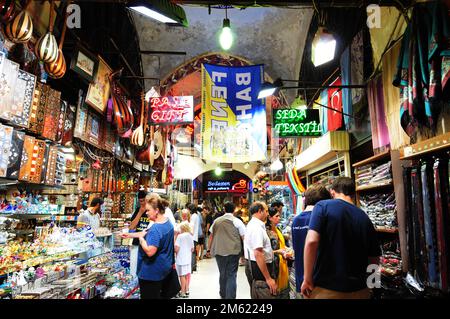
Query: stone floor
187 257 251 299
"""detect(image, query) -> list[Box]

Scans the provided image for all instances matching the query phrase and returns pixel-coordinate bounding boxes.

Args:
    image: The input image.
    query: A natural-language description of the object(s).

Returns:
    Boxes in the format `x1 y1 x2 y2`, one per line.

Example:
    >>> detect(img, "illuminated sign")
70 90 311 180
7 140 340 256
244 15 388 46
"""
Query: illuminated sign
206 179 248 193
149 96 194 125
272 109 322 138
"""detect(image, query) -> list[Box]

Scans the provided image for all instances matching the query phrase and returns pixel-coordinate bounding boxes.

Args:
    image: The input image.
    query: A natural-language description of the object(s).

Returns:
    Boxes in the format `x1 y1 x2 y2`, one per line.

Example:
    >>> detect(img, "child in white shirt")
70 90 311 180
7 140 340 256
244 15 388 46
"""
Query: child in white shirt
175 222 194 298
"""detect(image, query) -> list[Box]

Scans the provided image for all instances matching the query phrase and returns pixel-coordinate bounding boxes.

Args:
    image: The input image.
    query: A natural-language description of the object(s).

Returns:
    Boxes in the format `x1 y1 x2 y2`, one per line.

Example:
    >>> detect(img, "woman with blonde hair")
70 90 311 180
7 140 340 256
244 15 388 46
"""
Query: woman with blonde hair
124 193 176 299
175 222 194 298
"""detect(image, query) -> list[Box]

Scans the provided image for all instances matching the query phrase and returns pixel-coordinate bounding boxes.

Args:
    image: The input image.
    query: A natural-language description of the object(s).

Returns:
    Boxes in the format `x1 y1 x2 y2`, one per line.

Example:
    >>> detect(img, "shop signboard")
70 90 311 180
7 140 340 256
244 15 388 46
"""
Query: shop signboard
205 179 248 193
272 108 322 138
201 63 267 163
149 96 194 125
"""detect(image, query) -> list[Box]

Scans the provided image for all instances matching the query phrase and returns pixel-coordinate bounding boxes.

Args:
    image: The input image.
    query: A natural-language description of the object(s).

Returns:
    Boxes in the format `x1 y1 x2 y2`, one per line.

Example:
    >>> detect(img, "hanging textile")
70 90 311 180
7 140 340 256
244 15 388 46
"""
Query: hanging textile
340 46 352 127
327 77 343 131
317 90 328 134
367 75 391 152
393 1 450 140
382 41 410 150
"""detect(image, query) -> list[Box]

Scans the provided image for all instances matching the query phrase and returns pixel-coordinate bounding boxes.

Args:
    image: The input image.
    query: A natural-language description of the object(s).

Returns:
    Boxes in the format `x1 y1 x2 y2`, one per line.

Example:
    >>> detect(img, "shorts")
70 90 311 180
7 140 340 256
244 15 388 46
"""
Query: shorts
176 264 191 276
198 237 204 245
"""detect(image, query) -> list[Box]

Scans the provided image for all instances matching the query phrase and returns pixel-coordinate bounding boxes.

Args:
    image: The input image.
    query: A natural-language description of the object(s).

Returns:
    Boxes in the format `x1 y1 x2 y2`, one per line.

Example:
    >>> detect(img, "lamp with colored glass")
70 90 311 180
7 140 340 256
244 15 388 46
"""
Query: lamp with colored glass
214 166 223 176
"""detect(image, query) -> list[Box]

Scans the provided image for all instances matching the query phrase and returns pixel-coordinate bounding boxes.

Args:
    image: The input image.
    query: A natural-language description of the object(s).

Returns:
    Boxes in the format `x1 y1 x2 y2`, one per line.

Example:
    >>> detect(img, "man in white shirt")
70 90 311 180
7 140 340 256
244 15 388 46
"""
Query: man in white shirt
161 197 176 226
77 197 103 230
244 201 277 298
208 202 246 299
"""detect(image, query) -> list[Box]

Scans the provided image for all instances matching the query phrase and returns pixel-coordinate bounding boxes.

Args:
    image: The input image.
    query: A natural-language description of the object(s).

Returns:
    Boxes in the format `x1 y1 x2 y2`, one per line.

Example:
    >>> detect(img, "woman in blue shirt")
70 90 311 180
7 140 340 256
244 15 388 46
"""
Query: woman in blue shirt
136 194 175 299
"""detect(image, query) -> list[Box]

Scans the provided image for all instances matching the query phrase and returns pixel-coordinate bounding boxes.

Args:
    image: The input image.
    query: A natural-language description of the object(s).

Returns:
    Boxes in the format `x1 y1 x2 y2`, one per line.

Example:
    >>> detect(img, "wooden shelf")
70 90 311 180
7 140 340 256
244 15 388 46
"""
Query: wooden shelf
356 181 393 191
400 132 450 160
353 150 391 168
376 227 398 234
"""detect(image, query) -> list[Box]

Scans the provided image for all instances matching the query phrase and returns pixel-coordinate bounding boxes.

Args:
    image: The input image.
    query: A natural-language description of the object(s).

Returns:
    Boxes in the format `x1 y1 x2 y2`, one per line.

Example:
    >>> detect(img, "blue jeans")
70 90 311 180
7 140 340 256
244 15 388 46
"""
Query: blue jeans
215 254 240 299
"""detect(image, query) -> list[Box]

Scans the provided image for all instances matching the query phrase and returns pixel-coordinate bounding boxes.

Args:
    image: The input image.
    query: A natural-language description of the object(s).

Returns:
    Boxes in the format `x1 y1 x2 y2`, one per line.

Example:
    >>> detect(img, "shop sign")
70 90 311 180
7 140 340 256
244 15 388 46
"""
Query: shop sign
206 179 248 193
149 96 194 125
272 108 322 138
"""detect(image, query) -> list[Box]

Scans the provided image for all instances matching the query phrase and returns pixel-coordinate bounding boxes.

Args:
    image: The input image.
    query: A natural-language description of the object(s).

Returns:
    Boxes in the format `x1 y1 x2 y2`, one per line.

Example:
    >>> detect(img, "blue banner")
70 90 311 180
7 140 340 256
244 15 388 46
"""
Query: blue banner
201 63 267 163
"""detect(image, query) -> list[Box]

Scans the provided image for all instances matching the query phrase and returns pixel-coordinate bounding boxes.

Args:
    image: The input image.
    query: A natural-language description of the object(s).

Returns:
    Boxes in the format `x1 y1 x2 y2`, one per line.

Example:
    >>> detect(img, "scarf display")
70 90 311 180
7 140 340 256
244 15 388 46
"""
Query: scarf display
393 1 450 141
367 75 391 151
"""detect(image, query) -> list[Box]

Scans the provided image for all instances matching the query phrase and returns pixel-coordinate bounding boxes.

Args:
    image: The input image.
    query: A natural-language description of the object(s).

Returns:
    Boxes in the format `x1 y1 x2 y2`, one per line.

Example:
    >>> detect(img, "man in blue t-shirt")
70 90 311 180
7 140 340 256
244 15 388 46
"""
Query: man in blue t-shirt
291 184 331 298
301 177 381 299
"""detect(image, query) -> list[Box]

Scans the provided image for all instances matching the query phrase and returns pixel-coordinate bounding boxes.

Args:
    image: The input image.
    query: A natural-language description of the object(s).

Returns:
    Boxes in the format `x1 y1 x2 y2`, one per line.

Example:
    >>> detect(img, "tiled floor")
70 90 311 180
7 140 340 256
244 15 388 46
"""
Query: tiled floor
188 257 251 299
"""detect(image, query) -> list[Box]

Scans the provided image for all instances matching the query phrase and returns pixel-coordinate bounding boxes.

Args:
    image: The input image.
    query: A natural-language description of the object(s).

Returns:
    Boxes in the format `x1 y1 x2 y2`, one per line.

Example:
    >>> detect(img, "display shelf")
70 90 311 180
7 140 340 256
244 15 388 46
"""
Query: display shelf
400 132 450 160
376 227 399 234
13 229 35 235
124 286 139 299
1 213 53 219
353 150 391 168
355 181 393 192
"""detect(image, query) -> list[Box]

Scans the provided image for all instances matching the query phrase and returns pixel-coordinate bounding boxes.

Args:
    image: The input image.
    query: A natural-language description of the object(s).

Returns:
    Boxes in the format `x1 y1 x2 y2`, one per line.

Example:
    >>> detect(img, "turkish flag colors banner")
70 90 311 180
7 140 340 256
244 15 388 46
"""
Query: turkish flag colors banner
327 77 343 131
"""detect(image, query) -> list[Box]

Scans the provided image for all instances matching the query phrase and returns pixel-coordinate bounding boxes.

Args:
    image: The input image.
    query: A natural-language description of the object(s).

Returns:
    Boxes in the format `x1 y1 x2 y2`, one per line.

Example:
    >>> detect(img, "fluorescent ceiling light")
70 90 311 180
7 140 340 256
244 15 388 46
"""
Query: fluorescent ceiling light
311 27 336 67
129 6 177 24
258 78 283 99
127 0 188 27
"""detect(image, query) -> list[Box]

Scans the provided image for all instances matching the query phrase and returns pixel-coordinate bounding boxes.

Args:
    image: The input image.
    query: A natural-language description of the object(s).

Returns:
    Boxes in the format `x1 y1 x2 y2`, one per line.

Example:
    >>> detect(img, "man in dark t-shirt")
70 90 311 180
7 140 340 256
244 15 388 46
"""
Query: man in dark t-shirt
291 185 331 297
301 177 381 299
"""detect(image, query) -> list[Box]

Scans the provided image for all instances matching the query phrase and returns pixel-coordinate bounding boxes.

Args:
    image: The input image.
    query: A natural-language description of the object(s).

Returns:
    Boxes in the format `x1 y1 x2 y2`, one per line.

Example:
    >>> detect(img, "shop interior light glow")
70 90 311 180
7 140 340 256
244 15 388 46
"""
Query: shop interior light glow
215 166 223 176
258 78 283 99
270 159 283 171
219 18 233 51
311 27 336 67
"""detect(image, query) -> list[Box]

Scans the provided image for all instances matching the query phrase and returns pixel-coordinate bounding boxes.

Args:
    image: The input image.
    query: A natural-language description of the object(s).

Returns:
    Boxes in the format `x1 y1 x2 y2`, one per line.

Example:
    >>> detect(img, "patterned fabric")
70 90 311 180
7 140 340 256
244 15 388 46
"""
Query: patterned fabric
367 76 391 152
6 129 25 179
340 46 352 127
0 124 13 177
393 1 450 139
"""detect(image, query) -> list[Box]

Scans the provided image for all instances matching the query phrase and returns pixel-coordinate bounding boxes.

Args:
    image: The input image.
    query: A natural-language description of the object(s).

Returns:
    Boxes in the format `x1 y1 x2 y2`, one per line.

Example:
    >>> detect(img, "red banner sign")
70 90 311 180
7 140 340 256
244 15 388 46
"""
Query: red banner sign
149 96 194 125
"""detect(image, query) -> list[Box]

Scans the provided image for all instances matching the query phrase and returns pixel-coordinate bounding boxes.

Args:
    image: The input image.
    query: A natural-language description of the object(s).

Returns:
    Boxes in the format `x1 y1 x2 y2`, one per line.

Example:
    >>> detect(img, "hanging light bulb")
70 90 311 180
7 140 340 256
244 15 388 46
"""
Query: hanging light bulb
219 18 233 50
215 166 223 176
244 162 250 170
270 159 283 171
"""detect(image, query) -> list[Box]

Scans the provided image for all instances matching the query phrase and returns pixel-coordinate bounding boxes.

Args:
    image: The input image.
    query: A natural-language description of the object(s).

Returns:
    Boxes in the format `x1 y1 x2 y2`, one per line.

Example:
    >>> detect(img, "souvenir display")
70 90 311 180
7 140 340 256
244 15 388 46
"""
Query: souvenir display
18 135 35 181
44 1 68 79
5 129 25 179
44 146 58 185
61 103 76 147
28 139 46 184
0 124 13 177
69 44 98 83
34 1 58 63
74 101 88 140
42 88 61 141
4 0 33 44
86 56 112 114
0 58 19 122
39 143 50 184
29 82 49 135
11 69 36 128
55 150 65 186
55 100 67 143
108 69 133 136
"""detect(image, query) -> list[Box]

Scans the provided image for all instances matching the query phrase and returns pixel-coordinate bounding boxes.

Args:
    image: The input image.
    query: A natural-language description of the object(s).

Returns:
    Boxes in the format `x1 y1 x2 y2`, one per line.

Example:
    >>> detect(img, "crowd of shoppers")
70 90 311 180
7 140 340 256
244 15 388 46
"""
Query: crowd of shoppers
120 176 380 299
